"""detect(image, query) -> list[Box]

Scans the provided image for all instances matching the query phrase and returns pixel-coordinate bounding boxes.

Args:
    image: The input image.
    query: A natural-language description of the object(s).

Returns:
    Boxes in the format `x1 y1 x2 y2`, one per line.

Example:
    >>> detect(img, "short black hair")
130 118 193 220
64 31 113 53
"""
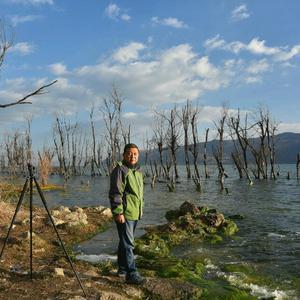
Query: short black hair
123 143 139 154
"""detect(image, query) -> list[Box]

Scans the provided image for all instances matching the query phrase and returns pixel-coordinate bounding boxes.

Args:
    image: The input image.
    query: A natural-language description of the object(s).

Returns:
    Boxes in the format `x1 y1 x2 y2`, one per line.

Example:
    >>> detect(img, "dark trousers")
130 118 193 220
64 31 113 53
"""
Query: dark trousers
116 219 138 276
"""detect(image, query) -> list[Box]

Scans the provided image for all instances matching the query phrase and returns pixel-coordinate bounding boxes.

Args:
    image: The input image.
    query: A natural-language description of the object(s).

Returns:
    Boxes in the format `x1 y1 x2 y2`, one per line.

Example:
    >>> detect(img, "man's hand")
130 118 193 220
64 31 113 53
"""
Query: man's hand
114 214 125 224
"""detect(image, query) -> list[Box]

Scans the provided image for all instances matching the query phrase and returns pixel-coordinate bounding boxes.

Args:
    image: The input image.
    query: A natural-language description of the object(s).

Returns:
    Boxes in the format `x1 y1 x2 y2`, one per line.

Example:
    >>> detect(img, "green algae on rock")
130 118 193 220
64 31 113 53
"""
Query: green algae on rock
135 201 238 259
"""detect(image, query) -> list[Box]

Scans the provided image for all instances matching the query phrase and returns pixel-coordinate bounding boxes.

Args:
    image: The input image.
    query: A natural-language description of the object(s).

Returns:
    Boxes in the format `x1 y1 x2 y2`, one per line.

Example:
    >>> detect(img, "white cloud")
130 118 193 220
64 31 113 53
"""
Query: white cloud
246 38 280 55
0 41 278 135
275 45 300 61
278 122 300 133
246 59 270 74
104 3 131 22
151 16 187 28
244 76 262 84
204 35 300 62
75 43 233 106
10 14 42 26
203 35 226 50
121 14 131 21
48 63 68 75
112 42 146 63
10 42 34 55
231 4 250 21
7 0 53 5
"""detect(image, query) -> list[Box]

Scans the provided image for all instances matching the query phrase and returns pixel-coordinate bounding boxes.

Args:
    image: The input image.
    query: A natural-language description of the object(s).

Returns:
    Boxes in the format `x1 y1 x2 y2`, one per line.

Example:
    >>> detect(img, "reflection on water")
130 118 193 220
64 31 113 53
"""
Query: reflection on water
10 164 299 297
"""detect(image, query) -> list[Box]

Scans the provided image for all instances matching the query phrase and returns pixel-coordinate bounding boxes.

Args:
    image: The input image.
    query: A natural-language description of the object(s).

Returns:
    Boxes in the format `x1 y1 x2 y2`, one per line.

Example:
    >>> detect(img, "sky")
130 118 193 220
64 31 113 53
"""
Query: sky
0 0 300 148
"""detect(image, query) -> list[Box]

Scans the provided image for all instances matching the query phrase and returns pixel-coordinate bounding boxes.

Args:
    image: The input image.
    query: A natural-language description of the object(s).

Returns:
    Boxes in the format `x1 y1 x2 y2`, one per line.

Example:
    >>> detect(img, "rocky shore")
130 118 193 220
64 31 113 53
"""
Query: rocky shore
0 199 249 299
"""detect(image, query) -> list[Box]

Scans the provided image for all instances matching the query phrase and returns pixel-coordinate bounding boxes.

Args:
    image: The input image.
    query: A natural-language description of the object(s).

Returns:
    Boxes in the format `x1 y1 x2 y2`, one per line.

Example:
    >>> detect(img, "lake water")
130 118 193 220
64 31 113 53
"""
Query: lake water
21 164 300 299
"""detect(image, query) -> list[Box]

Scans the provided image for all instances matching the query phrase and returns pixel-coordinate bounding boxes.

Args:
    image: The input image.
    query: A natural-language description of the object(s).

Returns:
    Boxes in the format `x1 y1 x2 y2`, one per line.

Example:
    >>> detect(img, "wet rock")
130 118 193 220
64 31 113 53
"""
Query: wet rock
208 213 225 227
228 214 244 220
165 209 180 222
221 220 238 236
179 201 200 215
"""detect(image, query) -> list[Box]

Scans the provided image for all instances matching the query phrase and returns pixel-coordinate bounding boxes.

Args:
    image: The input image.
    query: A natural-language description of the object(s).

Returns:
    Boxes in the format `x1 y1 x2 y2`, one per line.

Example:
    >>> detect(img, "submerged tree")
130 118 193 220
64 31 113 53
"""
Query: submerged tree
189 104 202 191
179 100 192 179
228 110 253 185
213 106 228 192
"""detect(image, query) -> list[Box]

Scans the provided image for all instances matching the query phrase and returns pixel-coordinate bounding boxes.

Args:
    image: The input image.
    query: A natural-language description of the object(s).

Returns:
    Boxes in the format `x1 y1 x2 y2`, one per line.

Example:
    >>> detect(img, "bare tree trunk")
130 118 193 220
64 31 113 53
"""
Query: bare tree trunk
101 86 124 173
89 105 100 176
179 100 191 179
152 114 168 178
231 152 243 179
190 106 200 180
297 153 300 180
213 106 228 192
203 128 210 178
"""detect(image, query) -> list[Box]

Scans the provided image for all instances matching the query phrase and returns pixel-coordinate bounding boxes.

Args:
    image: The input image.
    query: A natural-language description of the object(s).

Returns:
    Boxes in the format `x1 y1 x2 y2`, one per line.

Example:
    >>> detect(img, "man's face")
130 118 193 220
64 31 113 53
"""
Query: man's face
123 147 139 166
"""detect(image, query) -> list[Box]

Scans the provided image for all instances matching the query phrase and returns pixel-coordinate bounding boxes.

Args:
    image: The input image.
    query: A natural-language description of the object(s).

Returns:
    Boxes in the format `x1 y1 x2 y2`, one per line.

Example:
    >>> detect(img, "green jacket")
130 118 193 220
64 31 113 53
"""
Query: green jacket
109 161 144 221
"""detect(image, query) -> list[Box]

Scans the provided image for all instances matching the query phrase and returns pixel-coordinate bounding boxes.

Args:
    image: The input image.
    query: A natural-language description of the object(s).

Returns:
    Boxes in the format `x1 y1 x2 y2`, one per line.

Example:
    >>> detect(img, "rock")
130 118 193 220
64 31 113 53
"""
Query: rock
179 201 200 215
33 248 45 254
70 206 83 213
25 231 48 248
54 268 64 277
221 220 239 236
58 206 71 214
50 206 88 227
165 209 180 221
228 214 244 220
51 217 66 226
202 213 225 228
82 270 99 278
101 208 113 218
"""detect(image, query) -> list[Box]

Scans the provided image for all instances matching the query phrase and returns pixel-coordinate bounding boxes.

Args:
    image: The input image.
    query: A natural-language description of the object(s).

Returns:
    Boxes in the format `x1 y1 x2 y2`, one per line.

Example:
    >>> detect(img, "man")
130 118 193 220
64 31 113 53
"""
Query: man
109 143 145 285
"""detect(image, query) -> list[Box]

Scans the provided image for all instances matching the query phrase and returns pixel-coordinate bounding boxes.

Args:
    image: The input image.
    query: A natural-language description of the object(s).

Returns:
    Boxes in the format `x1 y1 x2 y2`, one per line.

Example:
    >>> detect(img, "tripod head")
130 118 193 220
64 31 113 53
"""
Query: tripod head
27 163 36 178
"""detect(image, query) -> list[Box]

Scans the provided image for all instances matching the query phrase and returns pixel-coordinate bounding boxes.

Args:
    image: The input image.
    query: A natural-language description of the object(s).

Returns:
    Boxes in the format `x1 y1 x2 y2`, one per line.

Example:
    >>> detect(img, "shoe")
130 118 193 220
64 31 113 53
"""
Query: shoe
125 272 145 285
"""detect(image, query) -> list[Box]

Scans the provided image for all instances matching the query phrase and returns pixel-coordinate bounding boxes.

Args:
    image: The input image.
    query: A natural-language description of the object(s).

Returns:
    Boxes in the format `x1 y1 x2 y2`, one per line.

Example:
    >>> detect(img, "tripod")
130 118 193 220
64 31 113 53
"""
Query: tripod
0 164 87 297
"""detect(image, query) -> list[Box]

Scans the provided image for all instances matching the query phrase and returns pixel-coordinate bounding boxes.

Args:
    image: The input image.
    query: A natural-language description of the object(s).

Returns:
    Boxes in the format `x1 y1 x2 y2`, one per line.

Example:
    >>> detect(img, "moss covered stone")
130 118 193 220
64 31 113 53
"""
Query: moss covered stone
133 201 246 299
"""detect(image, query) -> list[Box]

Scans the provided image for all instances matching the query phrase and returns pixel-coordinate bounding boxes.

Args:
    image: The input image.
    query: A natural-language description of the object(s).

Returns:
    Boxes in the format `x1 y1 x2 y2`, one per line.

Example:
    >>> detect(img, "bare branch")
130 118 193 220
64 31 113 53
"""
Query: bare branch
0 80 57 108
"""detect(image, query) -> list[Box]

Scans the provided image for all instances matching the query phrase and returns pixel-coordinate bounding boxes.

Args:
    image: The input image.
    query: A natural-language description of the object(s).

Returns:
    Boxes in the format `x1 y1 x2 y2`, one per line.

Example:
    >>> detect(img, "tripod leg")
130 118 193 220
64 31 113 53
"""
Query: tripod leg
29 176 33 279
0 179 29 260
33 177 87 297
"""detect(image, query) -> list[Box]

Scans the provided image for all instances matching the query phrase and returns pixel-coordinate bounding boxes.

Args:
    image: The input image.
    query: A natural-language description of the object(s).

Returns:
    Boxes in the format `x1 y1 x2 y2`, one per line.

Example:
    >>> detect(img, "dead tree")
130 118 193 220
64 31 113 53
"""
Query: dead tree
152 114 168 178
213 106 228 192
89 105 101 176
38 148 54 186
297 153 300 180
160 106 181 179
228 110 253 185
203 128 210 178
0 21 57 108
189 105 201 182
3 130 29 175
245 107 278 180
101 87 124 173
266 115 278 180
178 100 191 178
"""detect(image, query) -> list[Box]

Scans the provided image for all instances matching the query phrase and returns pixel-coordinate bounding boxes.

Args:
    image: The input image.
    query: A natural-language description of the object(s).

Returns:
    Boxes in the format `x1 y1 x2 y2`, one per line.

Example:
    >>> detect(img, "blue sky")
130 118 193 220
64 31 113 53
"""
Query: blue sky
0 0 300 147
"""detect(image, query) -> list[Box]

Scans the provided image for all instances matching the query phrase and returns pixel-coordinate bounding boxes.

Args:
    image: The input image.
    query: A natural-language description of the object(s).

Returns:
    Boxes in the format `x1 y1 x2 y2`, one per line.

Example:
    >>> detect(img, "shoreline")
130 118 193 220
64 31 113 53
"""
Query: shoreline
0 199 297 299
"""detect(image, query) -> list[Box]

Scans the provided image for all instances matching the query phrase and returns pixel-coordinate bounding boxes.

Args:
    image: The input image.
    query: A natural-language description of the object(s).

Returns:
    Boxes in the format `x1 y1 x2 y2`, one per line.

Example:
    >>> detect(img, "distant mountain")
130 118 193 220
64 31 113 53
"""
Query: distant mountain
140 132 300 164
